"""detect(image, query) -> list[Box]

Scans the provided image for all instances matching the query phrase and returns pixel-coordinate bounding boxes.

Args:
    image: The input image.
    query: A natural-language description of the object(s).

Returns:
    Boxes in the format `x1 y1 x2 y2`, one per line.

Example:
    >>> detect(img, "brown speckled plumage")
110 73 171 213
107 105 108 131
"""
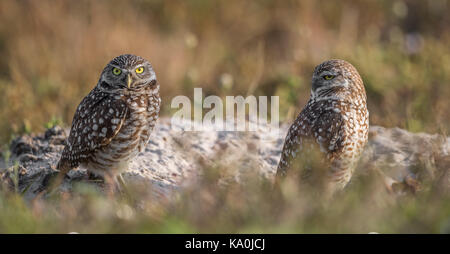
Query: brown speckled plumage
277 59 369 194
57 54 161 179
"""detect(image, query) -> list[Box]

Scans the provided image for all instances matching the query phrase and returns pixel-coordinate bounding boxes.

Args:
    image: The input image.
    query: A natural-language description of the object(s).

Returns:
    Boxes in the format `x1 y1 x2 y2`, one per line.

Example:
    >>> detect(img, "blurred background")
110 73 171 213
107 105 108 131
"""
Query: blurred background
0 0 449 234
0 0 449 144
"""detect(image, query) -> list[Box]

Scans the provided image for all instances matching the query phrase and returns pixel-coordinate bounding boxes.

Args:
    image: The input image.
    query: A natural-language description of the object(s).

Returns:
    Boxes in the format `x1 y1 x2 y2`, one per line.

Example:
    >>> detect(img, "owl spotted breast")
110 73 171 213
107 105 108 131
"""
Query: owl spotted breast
57 54 161 183
276 59 369 196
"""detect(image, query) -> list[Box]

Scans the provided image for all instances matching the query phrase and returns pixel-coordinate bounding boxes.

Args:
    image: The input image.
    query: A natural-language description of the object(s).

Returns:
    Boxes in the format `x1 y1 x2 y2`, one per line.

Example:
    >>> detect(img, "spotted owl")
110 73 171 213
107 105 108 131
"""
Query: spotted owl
276 59 369 195
57 54 161 183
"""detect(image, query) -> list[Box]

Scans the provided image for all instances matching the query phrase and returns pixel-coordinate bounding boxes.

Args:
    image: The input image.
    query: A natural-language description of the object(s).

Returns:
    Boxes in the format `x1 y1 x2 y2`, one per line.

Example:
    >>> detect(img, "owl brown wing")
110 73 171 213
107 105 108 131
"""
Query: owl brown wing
311 110 345 160
276 109 313 178
57 87 128 170
276 107 345 179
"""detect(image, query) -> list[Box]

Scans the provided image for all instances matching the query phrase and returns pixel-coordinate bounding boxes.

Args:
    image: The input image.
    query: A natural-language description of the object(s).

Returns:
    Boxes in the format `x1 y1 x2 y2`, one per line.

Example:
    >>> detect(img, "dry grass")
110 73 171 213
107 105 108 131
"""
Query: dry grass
0 152 449 234
0 0 449 233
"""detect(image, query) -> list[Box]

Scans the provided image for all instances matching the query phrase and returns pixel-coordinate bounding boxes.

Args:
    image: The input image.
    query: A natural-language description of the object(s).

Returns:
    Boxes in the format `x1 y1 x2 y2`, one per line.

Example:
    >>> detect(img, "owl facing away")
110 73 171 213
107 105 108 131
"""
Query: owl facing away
276 59 369 196
57 54 161 185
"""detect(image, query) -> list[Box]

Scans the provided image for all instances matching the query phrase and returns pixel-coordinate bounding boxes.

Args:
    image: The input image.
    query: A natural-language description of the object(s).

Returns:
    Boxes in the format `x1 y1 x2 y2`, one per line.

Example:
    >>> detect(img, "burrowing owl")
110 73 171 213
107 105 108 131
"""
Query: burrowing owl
277 59 369 195
57 54 161 185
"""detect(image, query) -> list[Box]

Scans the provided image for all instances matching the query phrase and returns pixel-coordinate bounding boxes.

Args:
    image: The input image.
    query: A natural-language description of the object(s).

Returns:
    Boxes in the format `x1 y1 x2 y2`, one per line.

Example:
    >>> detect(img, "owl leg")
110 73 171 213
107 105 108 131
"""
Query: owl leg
99 173 131 199
114 160 131 196
102 172 117 198
86 168 119 196
100 161 130 197
115 173 129 194
47 162 72 195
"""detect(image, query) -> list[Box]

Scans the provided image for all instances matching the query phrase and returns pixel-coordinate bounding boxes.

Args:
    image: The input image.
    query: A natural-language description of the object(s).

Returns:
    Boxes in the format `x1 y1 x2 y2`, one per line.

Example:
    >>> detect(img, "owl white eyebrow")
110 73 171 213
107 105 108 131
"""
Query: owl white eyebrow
319 71 335 77
134 64 146 69
109 64 124 69
314 82 348 94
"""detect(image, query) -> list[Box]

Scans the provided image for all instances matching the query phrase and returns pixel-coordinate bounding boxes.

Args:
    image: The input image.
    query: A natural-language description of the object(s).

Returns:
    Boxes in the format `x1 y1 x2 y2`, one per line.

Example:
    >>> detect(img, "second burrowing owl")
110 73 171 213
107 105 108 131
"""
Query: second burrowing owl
57 54 161 184
277 59 369 195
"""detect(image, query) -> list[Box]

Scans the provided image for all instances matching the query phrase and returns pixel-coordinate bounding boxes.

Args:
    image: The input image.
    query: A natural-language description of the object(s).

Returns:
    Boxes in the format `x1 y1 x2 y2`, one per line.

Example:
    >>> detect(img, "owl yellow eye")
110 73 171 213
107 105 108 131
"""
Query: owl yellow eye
323 75 334 80
112 68 122 75
135 67 144 74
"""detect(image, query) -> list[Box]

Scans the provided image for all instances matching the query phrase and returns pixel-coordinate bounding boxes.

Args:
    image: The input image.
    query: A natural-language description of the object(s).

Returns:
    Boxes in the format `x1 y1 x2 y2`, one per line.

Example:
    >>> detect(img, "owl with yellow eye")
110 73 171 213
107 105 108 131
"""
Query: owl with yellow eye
276 59 369 197
56 54 161 190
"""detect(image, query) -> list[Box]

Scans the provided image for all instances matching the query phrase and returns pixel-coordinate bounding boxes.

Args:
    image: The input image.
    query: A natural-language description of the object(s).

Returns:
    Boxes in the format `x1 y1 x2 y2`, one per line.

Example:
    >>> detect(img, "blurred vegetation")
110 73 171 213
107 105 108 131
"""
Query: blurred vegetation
0 151 449 234
0 0 449 144
0 0 449 233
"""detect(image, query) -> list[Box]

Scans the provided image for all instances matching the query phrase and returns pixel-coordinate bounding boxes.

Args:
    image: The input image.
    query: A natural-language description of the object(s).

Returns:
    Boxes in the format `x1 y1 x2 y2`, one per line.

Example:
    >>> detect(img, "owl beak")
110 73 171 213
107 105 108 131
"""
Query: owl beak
127 73 132 88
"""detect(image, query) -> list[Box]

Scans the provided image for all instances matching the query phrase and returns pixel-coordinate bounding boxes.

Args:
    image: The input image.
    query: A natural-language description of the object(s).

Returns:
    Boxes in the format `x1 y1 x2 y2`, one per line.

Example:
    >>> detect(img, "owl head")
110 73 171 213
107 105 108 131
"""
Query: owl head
98 54 157 91
310 59 365 103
